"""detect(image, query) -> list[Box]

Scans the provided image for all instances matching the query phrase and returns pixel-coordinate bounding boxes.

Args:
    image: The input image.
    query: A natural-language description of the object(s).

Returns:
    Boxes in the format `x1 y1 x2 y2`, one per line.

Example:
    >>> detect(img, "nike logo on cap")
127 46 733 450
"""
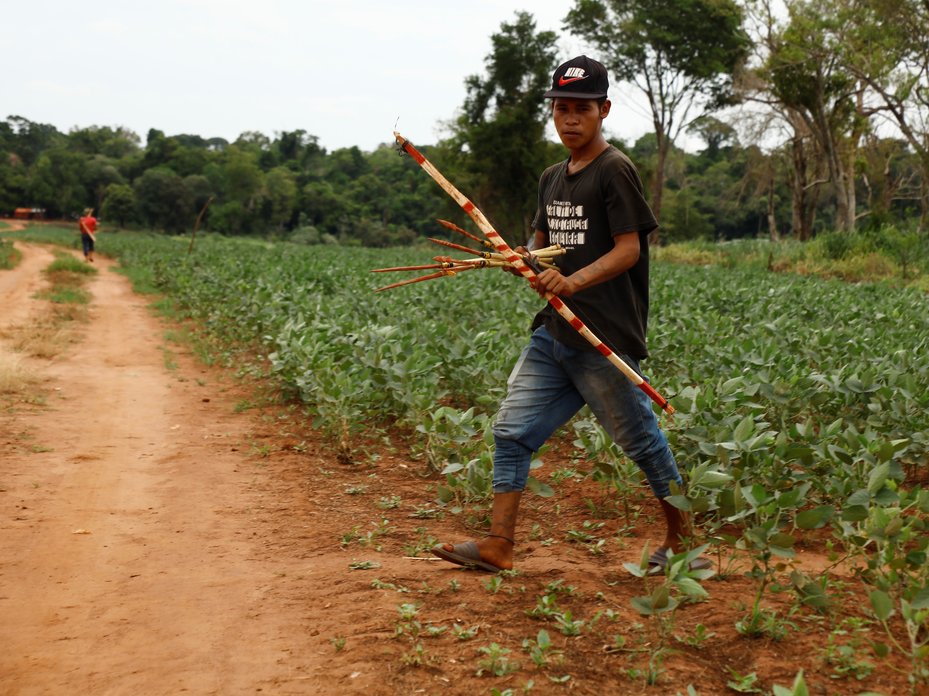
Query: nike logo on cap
558 74 588 86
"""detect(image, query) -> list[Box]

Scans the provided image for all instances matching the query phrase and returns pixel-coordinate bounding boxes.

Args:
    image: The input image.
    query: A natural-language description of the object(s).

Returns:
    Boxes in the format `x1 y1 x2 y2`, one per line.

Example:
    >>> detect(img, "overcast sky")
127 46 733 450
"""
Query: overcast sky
3 0 660 152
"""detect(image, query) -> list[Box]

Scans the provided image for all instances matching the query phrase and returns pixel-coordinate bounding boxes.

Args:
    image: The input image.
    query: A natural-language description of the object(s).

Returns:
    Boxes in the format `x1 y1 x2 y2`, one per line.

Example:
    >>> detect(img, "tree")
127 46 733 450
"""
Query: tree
836 0 929 227
102 183 136 228
447 11 558 240
565 0 750 240
220 147 264 208
2 116 63 167
0 152 28 214
84 155 125 212
27 148 88 217
134 167 193 233
67 125 140 159
263 166 297 231
141 129 177 171
761 1 870 233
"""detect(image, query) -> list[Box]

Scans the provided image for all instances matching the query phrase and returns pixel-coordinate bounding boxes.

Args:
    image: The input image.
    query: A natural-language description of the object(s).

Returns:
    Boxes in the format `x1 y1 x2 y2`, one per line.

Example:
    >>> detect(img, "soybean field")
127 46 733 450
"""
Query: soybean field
9 226 929 695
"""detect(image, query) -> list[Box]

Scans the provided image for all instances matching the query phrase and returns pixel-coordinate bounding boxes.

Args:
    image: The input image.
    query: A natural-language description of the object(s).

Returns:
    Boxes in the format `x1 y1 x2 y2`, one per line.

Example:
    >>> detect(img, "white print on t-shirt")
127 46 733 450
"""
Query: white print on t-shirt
546 199 587 246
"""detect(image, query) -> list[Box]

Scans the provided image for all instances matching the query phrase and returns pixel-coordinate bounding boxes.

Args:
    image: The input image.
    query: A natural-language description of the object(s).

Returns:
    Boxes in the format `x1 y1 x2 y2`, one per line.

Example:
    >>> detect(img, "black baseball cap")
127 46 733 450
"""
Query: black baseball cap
543 55 609 100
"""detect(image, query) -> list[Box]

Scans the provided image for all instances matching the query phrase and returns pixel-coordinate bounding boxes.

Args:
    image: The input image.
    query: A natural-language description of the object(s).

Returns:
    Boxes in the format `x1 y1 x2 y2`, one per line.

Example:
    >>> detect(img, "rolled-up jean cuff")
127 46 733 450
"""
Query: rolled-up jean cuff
644 458 683 499
491 436 533 491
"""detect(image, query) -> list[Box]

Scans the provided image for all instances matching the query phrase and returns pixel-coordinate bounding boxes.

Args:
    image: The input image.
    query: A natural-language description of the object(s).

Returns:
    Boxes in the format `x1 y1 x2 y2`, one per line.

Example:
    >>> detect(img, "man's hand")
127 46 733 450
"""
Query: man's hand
533 268 581 298
502 246 531 277
529 233 640 297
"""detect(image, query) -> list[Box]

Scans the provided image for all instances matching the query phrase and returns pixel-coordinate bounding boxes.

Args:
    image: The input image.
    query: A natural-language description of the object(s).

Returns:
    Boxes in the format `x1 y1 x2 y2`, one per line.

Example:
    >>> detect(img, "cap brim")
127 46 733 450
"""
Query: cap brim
543 89 608 100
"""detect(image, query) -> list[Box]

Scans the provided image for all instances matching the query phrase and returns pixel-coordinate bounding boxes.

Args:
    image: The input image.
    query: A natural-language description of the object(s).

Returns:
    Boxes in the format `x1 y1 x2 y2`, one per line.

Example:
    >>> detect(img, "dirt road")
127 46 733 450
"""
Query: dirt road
0 239 359 694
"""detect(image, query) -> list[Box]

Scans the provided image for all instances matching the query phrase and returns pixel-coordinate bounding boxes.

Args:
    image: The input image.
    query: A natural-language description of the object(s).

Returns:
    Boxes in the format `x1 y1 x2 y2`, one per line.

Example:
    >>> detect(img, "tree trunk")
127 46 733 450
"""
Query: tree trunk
649 131 668 246
767 182 780 242
789 136 817 241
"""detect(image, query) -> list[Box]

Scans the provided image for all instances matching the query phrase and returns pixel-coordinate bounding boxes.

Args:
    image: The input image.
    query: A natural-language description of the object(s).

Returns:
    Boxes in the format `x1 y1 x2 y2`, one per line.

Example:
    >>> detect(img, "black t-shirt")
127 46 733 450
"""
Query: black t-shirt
530 146 657 358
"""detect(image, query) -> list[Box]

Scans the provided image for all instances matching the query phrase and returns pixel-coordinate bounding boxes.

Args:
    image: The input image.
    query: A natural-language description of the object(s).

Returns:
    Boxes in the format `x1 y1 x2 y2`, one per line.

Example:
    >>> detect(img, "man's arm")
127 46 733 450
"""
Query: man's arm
524 229 547 253
532 231 640 298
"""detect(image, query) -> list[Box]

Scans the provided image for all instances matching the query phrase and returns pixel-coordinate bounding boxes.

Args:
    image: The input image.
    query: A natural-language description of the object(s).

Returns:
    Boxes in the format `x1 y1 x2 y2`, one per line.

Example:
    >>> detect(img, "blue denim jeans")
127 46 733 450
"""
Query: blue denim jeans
492 326 681 498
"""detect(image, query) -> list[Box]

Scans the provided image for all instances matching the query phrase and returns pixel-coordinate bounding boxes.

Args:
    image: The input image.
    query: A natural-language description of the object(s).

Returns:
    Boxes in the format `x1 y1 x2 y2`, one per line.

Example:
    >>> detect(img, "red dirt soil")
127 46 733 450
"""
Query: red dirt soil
0 229 917 695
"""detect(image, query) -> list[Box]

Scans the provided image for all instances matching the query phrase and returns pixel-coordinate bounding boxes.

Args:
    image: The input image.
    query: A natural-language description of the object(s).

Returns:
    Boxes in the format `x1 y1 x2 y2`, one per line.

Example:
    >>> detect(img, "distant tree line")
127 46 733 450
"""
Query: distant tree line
1 0 926 245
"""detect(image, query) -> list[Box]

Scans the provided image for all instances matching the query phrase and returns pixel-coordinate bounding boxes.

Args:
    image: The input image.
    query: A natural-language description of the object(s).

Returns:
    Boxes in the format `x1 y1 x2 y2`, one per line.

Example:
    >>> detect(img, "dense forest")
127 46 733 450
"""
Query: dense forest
2 0 927 246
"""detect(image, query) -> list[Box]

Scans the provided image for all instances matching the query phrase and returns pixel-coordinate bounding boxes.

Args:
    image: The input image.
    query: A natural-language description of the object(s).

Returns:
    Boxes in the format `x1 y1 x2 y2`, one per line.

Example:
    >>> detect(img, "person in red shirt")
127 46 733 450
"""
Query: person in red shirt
78 208 98 262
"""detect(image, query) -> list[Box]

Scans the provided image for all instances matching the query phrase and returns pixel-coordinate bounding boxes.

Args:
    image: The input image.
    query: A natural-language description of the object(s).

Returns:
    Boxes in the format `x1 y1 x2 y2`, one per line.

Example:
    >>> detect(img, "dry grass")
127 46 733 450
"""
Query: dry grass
0 352 38 394
9 316 83 359
1 291 90 362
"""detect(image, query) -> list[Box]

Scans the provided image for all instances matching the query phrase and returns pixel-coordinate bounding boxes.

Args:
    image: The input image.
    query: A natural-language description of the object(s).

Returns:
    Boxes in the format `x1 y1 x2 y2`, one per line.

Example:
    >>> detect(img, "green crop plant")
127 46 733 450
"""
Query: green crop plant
624 543 714 686
522 629 562 668
730 483 808 639
572 416 647 525
393 602 446 667
476 642 520 677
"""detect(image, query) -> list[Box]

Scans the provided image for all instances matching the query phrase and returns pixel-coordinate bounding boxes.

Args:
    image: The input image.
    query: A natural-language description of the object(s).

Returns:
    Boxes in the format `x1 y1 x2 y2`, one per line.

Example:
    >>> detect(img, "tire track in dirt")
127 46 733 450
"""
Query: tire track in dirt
0 242 334 694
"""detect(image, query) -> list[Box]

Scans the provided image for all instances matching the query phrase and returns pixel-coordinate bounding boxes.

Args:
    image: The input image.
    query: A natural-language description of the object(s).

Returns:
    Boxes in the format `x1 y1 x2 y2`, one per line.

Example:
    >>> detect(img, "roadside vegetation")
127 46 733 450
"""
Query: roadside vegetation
0 238 19 270
656 229 929 292
8 251 96 361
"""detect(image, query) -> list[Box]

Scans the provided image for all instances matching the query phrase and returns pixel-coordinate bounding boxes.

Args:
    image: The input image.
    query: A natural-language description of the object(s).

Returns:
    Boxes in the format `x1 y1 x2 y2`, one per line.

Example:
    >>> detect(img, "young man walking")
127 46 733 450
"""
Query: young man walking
78 208 98 262
432 56 708 574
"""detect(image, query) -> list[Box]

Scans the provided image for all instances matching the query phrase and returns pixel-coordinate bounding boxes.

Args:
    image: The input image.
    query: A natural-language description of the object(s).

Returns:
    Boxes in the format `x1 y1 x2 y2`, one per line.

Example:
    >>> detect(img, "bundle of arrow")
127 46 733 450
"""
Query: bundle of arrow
371 218 566 292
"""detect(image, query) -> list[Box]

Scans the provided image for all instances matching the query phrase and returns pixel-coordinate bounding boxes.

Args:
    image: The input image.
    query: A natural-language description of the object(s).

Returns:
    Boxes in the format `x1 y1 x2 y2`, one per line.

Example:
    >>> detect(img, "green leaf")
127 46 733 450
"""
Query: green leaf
675 577 709 599
841 504 869 522
651 585 670 609
846 489 871 506
770 532 795 548
733 415 755 441
795 506 834 530
664 494 692 511
698 470 733 488
867 462 891 495
910 586 929 610
869 590 894 620
526 477 554 498
631 595 656 616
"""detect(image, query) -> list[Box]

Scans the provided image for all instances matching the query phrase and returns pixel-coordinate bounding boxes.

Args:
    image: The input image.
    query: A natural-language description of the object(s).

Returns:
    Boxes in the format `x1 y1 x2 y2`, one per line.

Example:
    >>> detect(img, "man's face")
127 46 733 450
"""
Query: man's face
552 98 610 150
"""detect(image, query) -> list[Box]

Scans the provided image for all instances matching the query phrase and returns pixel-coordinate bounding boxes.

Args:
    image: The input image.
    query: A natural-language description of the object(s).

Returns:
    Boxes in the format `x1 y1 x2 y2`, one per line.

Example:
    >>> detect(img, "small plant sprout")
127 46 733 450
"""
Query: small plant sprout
484 575 503 594
453 623 479 640
772 670 810 696
377 495 402 510
348 560 380 570
371 578 409 593
726 669 763 694
522 629 562 668
676 623 716 648
330 636 346 652
553 611 585 636
527 593 562 619
403 527 439 556
476 643 520 677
